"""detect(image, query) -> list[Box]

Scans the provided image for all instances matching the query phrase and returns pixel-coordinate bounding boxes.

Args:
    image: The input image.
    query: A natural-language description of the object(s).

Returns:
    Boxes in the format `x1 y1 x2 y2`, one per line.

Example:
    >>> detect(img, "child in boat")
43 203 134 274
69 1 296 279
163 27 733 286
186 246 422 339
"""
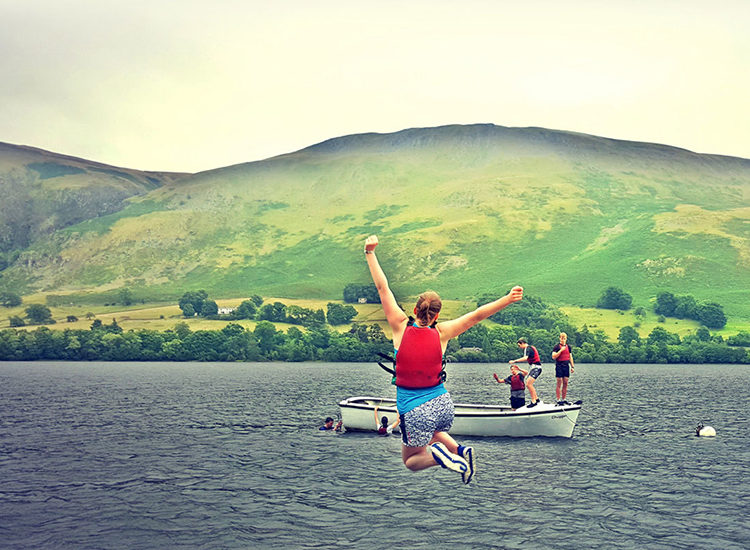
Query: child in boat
508 337 542 407
493 364 527 410
551 331 575 405
374 406 400 435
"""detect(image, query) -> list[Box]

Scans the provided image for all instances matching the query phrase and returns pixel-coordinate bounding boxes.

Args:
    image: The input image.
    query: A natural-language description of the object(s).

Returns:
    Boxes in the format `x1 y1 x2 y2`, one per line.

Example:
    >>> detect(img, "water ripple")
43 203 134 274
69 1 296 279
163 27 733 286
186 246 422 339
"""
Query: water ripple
0 362 748 549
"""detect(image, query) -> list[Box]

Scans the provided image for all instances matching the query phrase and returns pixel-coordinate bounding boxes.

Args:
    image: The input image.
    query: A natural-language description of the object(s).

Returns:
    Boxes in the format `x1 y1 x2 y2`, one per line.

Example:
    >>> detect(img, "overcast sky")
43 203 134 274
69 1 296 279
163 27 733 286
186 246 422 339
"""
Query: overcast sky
1 0 748 173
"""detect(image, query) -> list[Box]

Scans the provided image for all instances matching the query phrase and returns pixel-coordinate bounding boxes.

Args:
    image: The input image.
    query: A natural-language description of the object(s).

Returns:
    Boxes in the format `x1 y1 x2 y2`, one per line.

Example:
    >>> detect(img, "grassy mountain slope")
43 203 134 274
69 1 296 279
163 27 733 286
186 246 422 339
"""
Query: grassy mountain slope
1 125 749 320
0 142 188 255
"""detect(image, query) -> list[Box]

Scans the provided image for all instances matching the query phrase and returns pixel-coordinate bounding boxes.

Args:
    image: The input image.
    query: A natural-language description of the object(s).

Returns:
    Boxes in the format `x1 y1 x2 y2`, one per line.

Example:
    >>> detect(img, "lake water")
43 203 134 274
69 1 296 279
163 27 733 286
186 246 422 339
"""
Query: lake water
0 361 748 549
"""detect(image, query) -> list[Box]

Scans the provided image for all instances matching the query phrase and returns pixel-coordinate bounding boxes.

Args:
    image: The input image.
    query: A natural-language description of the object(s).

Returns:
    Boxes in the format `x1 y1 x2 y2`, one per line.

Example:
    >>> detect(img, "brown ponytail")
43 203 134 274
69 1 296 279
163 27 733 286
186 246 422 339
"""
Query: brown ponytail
415 291 442 326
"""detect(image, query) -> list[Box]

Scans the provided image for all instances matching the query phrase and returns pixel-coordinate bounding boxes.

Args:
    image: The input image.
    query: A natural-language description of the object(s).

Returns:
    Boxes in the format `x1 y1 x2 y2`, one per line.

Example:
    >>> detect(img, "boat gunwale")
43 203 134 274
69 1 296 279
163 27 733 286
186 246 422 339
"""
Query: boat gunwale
338 396 581 419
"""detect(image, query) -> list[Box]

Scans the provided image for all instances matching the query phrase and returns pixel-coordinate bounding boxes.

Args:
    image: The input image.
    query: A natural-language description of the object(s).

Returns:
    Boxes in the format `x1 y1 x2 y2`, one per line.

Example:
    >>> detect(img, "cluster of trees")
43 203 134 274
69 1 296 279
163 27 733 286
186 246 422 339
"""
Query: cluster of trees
727 331 750 347
595 287 727 330
479 293 567 329
452 321 748 364
343 284 380 304
178 291 358 327
2 291 93 327
0 291 22 308
8 304 55 327
597 287 633 310
117 288 134 306
0 321 393 363
653 292 726 329
178 290 221 317
0 285 745 364
1 290 53 327
326 303 359 325
253 301 359 326
1 315 748 364
464 292 745 364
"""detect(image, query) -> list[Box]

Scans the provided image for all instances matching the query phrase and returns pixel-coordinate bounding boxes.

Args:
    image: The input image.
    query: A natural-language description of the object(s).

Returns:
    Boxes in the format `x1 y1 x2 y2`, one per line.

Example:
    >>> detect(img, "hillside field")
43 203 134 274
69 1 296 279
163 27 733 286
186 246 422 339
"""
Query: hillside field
5 296 748 344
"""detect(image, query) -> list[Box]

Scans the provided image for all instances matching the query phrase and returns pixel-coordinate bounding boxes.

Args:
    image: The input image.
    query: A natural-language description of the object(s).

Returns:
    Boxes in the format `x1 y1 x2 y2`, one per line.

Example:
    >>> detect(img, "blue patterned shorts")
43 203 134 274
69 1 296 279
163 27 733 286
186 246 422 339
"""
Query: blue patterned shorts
400 392 454 447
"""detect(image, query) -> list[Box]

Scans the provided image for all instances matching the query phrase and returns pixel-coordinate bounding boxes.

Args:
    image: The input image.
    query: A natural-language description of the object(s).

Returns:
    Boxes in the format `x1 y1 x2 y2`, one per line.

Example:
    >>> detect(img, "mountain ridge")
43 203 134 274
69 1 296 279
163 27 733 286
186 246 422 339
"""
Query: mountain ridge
0 141 190 179
0 141 189 257
279 124 750 167
186 124 750 180
1 124 749 321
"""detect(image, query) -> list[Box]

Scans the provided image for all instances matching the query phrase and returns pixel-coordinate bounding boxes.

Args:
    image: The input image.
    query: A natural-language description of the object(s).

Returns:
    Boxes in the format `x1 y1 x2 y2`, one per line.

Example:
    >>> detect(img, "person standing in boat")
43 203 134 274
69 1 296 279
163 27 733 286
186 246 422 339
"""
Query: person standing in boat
551 332 575 405
364 234 523 484
493 364 527 410
508 337 542 407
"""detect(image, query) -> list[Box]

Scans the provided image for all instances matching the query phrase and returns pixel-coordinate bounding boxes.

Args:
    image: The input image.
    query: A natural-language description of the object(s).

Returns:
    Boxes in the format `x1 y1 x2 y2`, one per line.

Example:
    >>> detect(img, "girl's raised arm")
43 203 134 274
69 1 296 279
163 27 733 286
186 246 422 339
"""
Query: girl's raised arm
438 286 523 344
364 235 408 334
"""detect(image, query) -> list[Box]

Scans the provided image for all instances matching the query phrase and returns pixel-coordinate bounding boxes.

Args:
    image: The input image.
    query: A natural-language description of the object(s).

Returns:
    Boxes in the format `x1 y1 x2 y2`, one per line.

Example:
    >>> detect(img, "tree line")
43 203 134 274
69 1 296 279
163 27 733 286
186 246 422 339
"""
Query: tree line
177 290 359 326
0 316 747 364
596 287 727 329
0 286 745 363
454 322 748 364
0 321 394 362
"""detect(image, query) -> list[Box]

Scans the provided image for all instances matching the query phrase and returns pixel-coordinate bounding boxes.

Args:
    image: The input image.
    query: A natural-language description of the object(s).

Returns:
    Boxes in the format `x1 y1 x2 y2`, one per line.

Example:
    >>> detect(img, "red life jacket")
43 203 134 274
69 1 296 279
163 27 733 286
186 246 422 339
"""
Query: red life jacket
556 344 571 362
510 373 525 391
395 323 444 389
525 345 541 365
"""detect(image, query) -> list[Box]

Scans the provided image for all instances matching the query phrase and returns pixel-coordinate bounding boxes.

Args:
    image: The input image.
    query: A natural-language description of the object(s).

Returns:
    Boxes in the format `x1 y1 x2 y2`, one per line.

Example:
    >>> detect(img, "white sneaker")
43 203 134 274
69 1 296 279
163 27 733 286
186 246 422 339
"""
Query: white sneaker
460 446 475 484
430 442 468 474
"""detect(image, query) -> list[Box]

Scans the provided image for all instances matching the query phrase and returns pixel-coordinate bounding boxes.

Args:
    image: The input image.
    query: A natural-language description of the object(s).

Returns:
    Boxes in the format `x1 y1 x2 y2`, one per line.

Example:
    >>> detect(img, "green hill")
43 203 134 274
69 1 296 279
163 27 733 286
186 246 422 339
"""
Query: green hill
1 124 749 322
0 142 188 257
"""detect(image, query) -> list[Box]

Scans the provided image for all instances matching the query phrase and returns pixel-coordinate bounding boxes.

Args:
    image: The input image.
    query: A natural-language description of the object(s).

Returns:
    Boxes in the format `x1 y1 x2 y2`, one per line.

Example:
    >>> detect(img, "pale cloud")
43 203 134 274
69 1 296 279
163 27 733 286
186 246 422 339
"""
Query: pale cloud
0 0 748 172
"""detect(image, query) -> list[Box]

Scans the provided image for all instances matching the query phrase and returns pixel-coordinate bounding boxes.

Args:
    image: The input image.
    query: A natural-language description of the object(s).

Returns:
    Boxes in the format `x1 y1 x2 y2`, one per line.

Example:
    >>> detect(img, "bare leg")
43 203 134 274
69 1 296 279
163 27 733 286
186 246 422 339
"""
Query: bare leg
527 377 538 403
556 377 563 401
561 377 569 400
402 445 437 471
429 430 459 453
401 431 460 471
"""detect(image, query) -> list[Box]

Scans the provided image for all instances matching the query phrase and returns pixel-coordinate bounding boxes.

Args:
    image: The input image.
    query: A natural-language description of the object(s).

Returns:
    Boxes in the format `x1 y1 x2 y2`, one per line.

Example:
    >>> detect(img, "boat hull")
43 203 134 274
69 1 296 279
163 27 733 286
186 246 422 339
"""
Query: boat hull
338 396 581 438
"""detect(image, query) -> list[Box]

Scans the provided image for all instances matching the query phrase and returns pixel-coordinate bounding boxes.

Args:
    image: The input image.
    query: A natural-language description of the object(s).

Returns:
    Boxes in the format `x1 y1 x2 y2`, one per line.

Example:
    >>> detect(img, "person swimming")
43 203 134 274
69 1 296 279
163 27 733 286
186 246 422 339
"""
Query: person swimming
320 417 343 431
374 406 400 435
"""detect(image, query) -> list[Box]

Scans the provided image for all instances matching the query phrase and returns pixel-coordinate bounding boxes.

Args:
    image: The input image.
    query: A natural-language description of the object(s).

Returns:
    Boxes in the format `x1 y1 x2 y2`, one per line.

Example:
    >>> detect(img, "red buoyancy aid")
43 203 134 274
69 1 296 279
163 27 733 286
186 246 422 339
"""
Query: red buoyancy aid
395 324 444 389
510 373 525 391
556 344 571 362
525 345 541 365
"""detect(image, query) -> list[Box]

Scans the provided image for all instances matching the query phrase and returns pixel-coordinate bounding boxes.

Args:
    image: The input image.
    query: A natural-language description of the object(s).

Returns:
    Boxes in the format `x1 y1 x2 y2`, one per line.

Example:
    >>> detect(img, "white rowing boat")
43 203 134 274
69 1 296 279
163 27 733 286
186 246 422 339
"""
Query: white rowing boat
338 396 582 438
